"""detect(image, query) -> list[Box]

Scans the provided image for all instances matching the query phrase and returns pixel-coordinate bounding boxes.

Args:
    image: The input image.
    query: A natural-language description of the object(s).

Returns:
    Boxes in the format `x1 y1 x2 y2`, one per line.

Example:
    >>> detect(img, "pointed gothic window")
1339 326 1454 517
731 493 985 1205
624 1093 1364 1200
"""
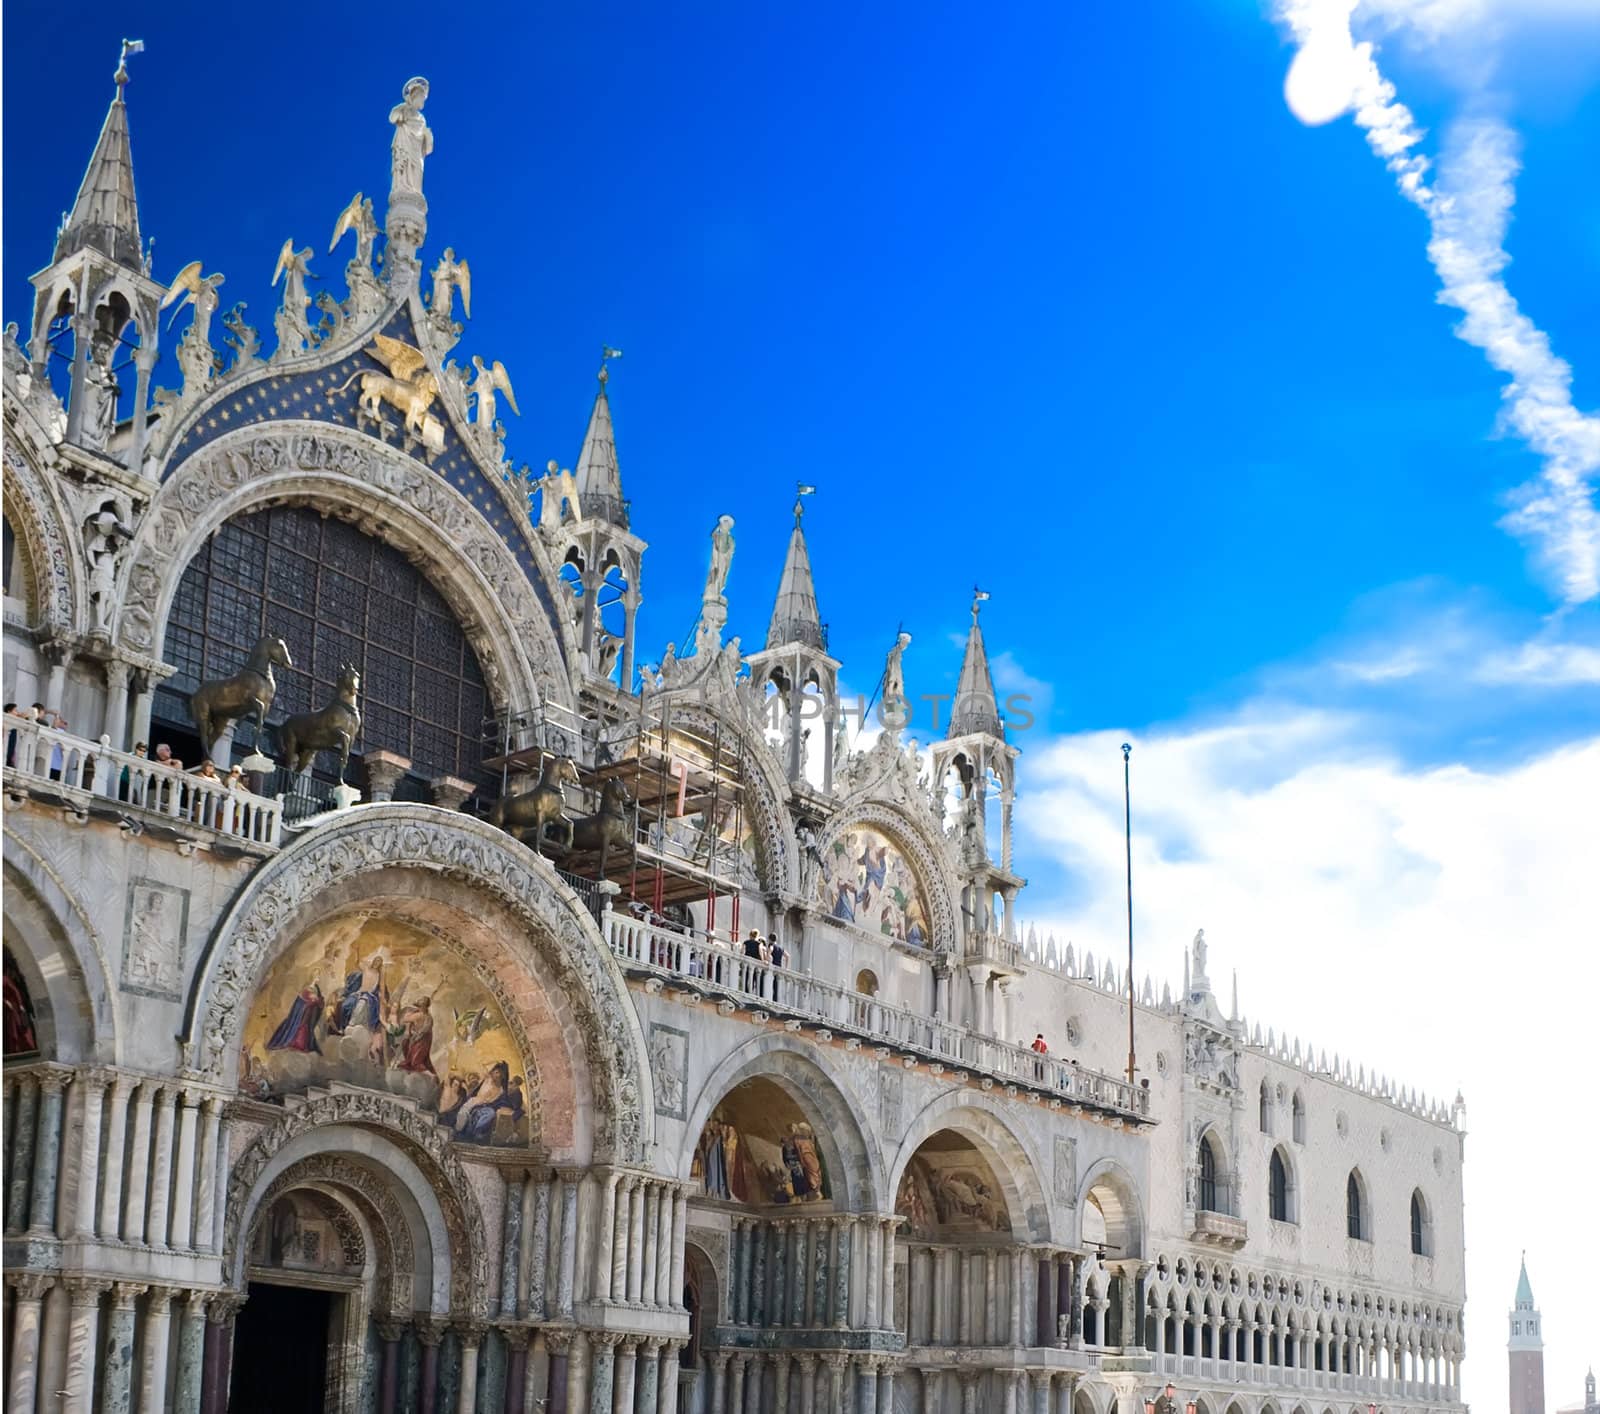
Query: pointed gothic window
1198 1134 1218 1212
1346 1171 1365 1240
1292 1090 1305 1143
1259 1081 1272 1134
1269 1149 1291 1222
1410 1190 1427 1255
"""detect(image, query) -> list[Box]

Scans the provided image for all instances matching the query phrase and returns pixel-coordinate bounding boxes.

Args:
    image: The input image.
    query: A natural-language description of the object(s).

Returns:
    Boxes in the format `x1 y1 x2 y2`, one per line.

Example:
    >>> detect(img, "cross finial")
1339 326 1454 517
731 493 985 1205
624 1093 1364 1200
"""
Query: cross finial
114 38 145 93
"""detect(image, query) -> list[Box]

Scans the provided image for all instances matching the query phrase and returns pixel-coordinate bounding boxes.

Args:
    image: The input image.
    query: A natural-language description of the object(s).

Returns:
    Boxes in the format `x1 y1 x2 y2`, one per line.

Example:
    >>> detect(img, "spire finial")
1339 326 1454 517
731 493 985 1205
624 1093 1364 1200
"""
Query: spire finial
114 38 145 95
972 585 990 622
599 344 622 386
794 482 816 526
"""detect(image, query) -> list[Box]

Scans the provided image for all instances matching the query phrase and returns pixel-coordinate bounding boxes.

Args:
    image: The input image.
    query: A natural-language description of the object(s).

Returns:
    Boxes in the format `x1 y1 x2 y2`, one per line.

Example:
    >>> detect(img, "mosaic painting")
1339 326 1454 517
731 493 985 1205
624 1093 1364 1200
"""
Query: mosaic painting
815 824 929 946
894 1135 1010 1236
240 913 529 1146
692 1077 831 1206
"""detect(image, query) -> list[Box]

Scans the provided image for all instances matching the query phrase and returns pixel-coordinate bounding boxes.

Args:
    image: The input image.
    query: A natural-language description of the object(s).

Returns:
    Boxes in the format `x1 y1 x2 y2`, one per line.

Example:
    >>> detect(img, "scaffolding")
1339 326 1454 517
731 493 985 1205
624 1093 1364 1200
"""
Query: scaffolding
484 691 753 940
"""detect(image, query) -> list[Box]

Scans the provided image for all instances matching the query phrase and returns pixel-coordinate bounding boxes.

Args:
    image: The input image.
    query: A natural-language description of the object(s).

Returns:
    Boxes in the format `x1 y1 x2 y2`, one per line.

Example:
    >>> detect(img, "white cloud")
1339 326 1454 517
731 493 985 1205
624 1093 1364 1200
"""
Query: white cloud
1272 0 1600 604
1013 703 1600 1409
1476 638 1600 685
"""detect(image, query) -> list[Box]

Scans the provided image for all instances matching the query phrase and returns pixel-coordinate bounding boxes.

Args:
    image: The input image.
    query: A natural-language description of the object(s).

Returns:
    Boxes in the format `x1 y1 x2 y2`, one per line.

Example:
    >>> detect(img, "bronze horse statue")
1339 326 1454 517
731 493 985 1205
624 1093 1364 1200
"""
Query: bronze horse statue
277 665 362 779
489 754 580 855
570 777 635 876
190 634 292 756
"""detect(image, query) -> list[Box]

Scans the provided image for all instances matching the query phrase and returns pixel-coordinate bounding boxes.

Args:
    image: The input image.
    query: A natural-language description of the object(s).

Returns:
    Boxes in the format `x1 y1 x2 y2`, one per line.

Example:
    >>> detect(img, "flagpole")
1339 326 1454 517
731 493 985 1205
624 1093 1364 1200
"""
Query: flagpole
1122 741 1136 1088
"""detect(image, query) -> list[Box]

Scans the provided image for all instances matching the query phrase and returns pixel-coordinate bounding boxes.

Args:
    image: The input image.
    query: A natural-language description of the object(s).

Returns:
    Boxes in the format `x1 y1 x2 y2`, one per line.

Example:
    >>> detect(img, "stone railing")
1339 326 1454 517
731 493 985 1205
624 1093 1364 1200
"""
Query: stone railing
3 716 282 847
606 913 1151 1123
964 929 1022 969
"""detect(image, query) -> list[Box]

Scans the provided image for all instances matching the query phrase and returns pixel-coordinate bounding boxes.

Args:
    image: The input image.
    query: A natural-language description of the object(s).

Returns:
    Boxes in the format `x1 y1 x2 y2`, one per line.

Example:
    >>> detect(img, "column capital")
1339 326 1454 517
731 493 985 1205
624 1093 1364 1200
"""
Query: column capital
543 1328 574 1357
555 1166 585 1184
502 1325 534 1352
64 1277 112 1305
640 1337 666 1357
206 1292 247 1324
144 1285 180 1313
105 659 133 690
8 1271 55 1301
110 1281 150 1310
34 1067 73 1095
821 1353 851 1373
375 1318 408 1343
415 1317 448 1348
592 1329 625 1350
452 1320 488 1347
707 1351 730 1373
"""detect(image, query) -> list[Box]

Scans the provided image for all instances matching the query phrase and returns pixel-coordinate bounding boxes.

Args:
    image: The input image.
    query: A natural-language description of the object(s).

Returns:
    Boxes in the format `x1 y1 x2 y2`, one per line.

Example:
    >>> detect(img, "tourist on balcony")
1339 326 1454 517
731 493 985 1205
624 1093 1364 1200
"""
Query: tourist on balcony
189 758 220 825
153 742 182 769
1031 1032 1049 1082
743 928 765 997
768 933 786 1004
46 715 68 780
120 741 147 802
3 703 18 767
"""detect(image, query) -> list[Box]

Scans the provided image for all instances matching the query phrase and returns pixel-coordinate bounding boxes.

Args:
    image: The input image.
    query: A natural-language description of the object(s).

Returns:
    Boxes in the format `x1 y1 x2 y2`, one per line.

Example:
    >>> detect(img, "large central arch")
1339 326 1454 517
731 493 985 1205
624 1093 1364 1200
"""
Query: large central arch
185 806 653 1163
112 424 573 717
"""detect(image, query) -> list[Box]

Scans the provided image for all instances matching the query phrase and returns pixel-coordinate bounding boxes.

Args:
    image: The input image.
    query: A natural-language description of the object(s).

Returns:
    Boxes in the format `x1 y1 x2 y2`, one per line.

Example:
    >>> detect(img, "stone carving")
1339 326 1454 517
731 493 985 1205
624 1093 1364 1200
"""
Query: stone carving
189 808 647 1161
161 262 225 396
84 504 132 635
223 1089 486 1316
1053 1135 1078 1207
271 241 315 358
649 1023 688 1120
1 444 75 632
1183 1024 1238 1091
467 355 518 438
335 334 444 455
389 78 433 202
881 631 912 729
330 192 379 271
220 303 261 375
535 461 582 532
80 332 120 453
704 515 736 603
880 1066 903 1135
430 249 471 322
121 878 190 1001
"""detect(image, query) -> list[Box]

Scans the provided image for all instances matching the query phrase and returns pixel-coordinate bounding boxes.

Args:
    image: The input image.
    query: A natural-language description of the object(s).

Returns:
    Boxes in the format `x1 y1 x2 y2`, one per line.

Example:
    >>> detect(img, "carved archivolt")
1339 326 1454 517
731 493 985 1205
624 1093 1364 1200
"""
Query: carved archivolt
2 437 83 635
187 806 652 1163
224 1090 485 1315
813 800 959 954
112 424 570 715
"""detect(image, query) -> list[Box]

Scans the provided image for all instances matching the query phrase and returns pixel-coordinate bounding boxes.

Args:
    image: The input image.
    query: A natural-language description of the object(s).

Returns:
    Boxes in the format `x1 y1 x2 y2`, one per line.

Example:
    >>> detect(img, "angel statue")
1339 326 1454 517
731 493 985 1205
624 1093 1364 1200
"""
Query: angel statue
468 355 519 430
271 241 315 357
882 630 913 726
704 515 736 604
160 262 226 395
430 248 471 321
330 192 379 269
389 77 433 201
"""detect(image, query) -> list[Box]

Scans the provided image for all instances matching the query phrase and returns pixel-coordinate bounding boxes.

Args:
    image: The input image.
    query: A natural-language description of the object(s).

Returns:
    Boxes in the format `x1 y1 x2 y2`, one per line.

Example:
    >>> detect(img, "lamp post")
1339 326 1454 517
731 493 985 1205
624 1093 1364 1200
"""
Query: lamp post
1145 1384 1183 1414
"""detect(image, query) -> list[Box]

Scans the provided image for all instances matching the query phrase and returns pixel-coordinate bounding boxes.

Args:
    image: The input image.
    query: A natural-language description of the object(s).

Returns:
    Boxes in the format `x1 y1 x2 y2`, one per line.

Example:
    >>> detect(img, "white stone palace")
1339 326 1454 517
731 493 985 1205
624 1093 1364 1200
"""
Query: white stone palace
2 49 1467 1414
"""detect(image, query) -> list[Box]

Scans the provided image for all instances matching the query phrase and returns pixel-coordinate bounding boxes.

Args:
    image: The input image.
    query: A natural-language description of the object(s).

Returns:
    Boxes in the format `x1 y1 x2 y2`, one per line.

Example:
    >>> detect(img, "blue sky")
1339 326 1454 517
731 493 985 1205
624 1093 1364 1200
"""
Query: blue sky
5 0 1598 1401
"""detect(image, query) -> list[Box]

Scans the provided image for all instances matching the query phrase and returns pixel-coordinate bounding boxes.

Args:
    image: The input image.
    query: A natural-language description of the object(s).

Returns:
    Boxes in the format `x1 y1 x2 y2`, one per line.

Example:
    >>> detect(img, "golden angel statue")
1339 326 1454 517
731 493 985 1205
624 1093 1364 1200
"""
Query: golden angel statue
161 261 226 392
330 192 379 269
468 355 519 429
271 240 315 355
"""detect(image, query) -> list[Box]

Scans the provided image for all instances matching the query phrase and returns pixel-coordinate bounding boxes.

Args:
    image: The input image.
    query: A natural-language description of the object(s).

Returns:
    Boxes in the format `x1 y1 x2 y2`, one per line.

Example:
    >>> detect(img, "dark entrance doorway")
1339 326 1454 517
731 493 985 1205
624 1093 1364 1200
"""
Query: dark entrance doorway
230 1281 334 1412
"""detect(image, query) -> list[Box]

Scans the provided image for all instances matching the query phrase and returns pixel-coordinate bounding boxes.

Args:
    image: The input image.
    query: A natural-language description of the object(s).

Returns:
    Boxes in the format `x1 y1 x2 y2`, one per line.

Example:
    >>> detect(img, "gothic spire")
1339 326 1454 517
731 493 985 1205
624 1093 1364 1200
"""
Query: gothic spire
948 589 1002 738
765 486 824 650
56 40 146 272
1515 1253 1535 1308
574 353 628 526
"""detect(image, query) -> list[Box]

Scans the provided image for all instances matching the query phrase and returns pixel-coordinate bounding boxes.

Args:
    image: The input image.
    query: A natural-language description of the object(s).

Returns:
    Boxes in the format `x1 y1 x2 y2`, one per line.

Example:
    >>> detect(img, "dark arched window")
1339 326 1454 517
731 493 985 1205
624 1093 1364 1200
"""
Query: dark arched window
1292 1091 1305 1143
1269 1149 1290 1222
1347 1171 1365 1240
1259 1081 1272 1133
1410 1190 1427 1255
158 507 491 786
1198 1134 1218 1212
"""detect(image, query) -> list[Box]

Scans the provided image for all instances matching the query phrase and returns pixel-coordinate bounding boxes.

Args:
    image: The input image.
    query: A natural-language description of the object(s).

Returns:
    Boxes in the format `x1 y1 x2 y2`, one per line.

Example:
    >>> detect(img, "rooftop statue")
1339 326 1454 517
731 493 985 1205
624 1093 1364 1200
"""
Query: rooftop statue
883 630 912 717
161 261 225 395
430 248 471 321
704 515 736 603
389 77 433 202
271 240 314 357
468 355 518 431
330 192 379 270
337 334 440 449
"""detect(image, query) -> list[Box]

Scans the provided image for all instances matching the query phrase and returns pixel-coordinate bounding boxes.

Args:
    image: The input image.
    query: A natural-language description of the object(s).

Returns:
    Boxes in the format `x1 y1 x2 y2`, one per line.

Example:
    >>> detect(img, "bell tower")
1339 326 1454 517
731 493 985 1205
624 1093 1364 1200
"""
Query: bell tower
1509 1253 1546 1414
28 40 165 471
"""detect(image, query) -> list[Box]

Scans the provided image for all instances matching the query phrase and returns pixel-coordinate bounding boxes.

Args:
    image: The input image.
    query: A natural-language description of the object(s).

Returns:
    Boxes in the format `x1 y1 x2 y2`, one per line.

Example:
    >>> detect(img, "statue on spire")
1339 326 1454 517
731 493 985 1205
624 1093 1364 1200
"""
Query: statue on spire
389 78 433 202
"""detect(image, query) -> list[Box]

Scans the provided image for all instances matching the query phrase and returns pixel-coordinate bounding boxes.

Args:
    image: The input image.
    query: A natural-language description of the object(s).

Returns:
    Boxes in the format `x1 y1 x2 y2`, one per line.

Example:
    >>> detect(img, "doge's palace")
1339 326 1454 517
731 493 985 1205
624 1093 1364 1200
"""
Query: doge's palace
2 48 1466 1414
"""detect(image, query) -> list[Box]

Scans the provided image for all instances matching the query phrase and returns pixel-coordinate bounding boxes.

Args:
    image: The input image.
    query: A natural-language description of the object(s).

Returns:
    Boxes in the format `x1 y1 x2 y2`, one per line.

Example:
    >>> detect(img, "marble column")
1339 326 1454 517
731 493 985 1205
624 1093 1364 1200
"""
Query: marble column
144 1085 178 1248
668 1188 688 1309
1052 1373 1075 1414
72 1071 109 1240
824 1356 847 1413
1010 1248 1027 1347
121 1081 155 1243
97 1279 141 1414
557 1171 580 1319
1067 1256 1084 1350
456 1328 482 1414
1030 1370 1050 1414
505 1328 532 1414
810 1220 830 1329
797 1355 818 1414
501 1171 526 1317
7 1273 53 1414
63 1277 110 1414
957 1251 973 1345
627 1178 647 1304
173 1289 207 1414
376 1321 404 1413
102 661 132 749
655 1344 680 1414
529 1174 552 1319
1001 1370 1020 1414
97 1074 133 1240
708 1354 730 1414
589 1333 619 1414
1056 1260 1074 1348
877 1361 895 1414
653 1183 673 1307
751 1223 768 1327
727 1355 747 1414
773 1353 792 1414
612 1178 634 1303
983 1251 999 1345
542 1331 569 1414
833 1219 851 1330
883 1219 899 1332
855 1356 878 1413
612 1338 638 1414
195 1097 224 1254
864 1220 882 1327
640 1184 660 1306
416 1321 445 1414
1036 1256 1056 1347
169 1089 201 1249
28 1070 69 1235
595 1171 619 1304
637 1339 662 1414
137 1286 175 1414
789 1221 807 1326
200 1295 242 1414
5 1077 39 1233
931 1249 947 1344
771 1219 789 1326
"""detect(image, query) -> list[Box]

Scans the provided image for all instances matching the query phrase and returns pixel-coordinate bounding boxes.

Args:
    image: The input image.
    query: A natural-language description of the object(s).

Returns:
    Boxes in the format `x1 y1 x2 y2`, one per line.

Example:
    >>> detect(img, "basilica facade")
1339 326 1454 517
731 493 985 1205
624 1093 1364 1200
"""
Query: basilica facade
2 53 1467 1414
